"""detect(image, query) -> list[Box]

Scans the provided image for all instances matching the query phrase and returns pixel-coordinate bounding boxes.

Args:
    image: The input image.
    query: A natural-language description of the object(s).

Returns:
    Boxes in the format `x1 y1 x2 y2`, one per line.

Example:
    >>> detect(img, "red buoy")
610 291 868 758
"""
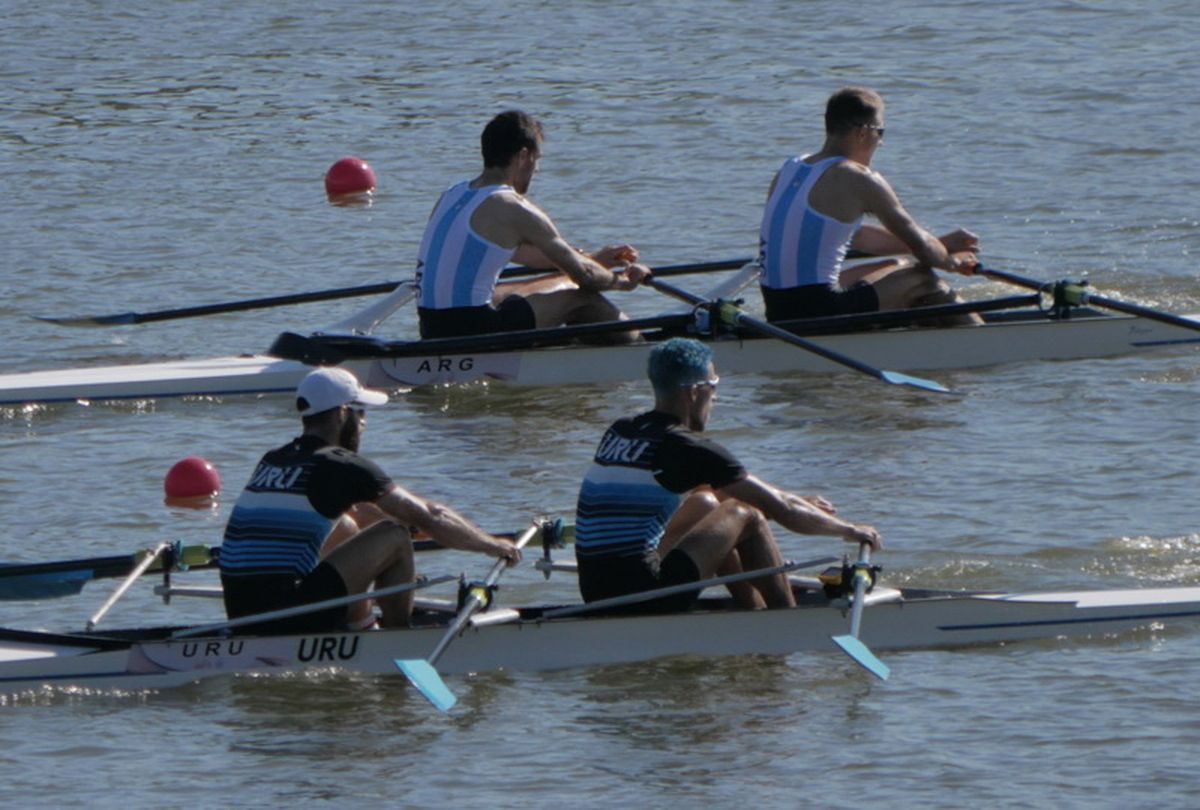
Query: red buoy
164 456 221 501
324 156 377 198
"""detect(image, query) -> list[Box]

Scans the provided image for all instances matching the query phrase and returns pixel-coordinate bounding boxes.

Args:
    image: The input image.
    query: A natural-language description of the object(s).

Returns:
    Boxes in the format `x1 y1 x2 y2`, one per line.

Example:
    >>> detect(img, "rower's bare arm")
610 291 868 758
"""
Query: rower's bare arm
862 173 975 275
376 486 522 564
511 242 639 272
850 223 912 257
514 204 645 292
720 475 882 549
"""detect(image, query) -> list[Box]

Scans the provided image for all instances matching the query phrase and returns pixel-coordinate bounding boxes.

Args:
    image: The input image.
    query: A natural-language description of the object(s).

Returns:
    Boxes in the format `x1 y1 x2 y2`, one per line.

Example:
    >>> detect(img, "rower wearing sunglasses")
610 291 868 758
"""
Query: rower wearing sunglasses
573 337 880 613
218 368 521 633
759 86 982 325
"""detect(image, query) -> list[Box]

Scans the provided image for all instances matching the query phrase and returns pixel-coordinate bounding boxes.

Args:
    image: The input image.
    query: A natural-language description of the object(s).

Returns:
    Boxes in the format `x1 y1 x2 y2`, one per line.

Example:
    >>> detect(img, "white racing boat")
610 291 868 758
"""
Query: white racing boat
1 553 1198 694
3 263 1199 405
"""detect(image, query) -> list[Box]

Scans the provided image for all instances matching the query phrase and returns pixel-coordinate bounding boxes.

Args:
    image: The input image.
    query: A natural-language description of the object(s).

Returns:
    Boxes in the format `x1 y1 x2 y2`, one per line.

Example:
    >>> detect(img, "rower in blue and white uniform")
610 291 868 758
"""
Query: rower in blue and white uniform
758 86 983 325
415 110 650 341
574 337 880 614
415 179 530 338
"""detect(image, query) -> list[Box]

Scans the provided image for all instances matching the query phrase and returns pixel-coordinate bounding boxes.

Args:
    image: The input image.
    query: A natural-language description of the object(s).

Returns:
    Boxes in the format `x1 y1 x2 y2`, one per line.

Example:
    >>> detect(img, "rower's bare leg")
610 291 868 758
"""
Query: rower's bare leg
494 273 578 300
524 289 640 344
657 489 719 558
714 548 766 610
322 520 416 628
845 262 982 326
674 499 796 609
321 514 373 626
838 257 918 288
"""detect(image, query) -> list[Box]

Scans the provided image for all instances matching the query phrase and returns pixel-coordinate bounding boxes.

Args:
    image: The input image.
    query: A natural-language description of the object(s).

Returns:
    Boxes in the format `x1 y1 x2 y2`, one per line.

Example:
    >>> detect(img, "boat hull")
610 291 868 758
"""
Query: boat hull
2 310 1197 405
2 585 1197 692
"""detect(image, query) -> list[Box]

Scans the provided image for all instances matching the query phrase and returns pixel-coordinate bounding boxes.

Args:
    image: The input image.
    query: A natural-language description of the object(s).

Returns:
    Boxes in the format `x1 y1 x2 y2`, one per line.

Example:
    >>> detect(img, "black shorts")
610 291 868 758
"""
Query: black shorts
761 282 880 322
577 549 702 615
220 561 350 634
418 296 537 339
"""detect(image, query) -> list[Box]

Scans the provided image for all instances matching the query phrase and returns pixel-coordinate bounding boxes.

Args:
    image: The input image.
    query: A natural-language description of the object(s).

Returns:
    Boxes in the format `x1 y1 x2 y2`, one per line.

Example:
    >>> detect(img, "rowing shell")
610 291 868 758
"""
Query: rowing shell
2 307 1198 405
2 583 1198 693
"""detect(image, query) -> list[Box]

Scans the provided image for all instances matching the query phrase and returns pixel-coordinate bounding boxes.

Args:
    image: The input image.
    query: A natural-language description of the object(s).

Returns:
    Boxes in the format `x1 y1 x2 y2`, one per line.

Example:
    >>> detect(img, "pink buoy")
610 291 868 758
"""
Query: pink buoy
164 456 221 502
324 156 376 199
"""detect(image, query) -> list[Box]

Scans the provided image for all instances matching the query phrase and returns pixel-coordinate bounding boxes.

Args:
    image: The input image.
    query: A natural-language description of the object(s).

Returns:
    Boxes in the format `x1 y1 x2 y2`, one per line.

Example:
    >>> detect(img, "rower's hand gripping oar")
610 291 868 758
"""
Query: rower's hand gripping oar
36 258 753 327
830 542 890 680
396 522 540 712
646 276 954 394
979 265 1200 334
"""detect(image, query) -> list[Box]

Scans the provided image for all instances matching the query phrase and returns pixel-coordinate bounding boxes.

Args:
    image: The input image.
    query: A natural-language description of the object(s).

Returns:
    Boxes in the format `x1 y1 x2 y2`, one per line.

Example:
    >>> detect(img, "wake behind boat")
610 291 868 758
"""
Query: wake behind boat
4 263 1199 405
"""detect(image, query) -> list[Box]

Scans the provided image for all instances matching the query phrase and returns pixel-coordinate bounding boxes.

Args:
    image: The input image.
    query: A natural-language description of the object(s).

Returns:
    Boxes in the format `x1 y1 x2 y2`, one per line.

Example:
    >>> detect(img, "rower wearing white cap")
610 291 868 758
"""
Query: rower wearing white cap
219 368 521 632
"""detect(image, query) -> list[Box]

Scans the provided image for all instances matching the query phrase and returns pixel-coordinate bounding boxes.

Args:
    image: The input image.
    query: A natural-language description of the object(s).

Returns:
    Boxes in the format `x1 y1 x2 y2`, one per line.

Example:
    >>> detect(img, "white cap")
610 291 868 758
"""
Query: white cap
296 368 388 416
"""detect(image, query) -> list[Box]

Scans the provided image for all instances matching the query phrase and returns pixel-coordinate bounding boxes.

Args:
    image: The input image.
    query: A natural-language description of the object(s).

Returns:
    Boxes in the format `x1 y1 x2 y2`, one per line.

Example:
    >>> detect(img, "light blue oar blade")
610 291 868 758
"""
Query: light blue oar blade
879 370 952 394
832 634 891 680
395 659 458 711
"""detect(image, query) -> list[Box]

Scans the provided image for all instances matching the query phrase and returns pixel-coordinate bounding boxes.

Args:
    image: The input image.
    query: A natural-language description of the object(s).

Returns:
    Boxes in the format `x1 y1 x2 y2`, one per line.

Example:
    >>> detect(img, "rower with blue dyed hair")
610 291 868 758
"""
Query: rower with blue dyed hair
574 337 881 613
647 335 716 393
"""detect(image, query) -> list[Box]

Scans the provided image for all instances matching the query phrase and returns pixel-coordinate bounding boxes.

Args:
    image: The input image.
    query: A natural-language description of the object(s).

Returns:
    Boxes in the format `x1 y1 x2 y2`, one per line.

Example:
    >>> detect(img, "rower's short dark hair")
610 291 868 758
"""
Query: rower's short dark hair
481 110 544 168
825 86 884 135
648 338 714 394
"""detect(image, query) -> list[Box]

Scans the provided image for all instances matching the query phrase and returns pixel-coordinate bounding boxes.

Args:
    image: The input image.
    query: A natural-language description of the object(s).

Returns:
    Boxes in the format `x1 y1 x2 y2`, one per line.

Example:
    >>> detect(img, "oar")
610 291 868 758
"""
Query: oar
646 276 953 394
542 556 837 619
979 266 1200 334
171 574 457 639
396 522 539 711
830 542 890 680
37 258 752 327
0 523 571 602
269 310 696 364
0 544 216 601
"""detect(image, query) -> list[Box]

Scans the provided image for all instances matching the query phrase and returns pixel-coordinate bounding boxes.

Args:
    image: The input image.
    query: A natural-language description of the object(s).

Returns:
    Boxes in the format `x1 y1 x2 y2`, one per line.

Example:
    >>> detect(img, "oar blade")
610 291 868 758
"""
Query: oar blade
395 658 458 711
34 312 138 327
832 634 891 680
0 570 92 600
879 370 953 394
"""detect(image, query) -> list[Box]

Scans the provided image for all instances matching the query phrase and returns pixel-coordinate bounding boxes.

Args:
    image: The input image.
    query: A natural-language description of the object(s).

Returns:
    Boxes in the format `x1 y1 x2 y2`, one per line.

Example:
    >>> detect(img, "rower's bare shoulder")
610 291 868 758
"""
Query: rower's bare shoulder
829 159 883 188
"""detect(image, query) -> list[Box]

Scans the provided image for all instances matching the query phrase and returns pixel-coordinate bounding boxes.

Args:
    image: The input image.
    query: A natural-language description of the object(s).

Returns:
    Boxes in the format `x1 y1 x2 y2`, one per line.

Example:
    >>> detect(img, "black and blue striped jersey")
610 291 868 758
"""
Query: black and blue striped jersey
574 411 746 565
219 435 392 579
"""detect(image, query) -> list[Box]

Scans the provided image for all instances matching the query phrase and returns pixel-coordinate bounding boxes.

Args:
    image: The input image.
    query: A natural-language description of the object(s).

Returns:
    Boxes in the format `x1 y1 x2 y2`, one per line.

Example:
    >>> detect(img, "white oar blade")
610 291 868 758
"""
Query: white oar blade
879 370 951 394
395 659 458 711
832 634 891 681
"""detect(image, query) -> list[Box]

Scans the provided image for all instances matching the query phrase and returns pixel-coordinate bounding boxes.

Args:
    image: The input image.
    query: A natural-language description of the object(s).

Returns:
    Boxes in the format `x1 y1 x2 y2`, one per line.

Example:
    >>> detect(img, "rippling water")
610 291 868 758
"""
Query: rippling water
2 1 1199 807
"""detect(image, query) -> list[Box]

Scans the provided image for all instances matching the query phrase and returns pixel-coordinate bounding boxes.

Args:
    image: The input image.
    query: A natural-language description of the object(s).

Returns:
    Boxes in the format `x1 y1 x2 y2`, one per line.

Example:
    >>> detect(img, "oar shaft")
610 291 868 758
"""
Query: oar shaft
43 258 753 327
980 266 1200 334
277 311 693 364
847 544 872 639
86 542 171 631
542 556 836 619
650 275 874 371
171 574 456 638
426 524 540 666
647 277 951 393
